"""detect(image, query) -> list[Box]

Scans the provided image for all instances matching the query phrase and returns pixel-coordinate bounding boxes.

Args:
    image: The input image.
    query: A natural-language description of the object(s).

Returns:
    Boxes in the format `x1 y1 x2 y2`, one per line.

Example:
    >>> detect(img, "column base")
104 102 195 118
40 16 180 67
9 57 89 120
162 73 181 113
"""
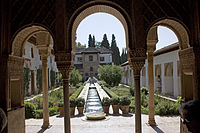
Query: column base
148 119 157 126
42 122 50 129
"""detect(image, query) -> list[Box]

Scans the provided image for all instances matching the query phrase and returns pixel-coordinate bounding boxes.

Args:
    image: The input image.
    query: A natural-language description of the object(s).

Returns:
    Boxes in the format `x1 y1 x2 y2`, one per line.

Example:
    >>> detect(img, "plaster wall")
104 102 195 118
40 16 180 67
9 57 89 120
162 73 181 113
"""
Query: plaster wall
8 107 25 133
99 54 112 63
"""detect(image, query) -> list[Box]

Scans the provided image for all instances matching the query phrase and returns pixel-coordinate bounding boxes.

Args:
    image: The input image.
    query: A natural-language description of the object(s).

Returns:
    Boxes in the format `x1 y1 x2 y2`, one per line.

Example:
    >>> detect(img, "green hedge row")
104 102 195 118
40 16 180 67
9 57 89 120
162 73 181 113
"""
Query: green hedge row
102 86 119 98
70 85 84 99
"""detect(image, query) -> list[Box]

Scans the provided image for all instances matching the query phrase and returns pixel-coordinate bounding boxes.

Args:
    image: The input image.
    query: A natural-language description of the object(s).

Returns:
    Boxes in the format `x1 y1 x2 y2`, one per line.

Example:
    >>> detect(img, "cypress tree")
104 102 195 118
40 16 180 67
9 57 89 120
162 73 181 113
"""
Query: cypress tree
92 35 95 47
88 34 93 47
111 34 120 65
101 34 110 49
120 48 128 64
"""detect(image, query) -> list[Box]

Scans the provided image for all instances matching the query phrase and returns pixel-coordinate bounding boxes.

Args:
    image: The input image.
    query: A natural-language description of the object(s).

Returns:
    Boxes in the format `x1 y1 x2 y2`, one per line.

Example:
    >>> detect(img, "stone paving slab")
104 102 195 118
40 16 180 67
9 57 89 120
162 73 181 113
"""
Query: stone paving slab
26 114 180 133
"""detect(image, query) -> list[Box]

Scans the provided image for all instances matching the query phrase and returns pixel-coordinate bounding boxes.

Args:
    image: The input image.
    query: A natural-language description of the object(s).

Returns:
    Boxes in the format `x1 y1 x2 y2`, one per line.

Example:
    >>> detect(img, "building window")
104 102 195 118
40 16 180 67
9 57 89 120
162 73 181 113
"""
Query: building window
89 56 93 61
85 73 89 76
31 48 34 58
77 57 82 62
90 67 93 71
100 57 104 61
50 57 52 63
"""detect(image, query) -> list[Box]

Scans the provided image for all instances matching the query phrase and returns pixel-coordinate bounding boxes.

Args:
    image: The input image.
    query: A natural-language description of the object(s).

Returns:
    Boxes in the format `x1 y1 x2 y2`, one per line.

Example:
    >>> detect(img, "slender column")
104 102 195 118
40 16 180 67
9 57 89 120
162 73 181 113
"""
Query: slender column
147 49 156 126
62 71 71 133
41 56 50 128
133 69 142 133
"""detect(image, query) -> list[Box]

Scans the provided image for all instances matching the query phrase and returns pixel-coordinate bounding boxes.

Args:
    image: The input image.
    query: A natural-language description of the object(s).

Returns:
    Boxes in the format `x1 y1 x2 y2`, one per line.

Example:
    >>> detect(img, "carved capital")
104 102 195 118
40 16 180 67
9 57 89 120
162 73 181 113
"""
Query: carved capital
128 48 146 72
55 52 74 80
38 47 51 58
179 47 195 75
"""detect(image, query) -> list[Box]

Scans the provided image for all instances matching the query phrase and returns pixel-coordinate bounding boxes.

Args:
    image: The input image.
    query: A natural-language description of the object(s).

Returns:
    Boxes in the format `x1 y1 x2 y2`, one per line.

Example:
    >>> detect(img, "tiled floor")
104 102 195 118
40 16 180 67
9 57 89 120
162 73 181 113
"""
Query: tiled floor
26 113 180 133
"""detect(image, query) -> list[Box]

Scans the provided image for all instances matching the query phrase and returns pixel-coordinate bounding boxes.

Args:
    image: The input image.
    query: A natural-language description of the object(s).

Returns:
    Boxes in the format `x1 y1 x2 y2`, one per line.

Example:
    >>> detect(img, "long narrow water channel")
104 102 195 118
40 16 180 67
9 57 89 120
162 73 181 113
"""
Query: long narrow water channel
85 87 104 113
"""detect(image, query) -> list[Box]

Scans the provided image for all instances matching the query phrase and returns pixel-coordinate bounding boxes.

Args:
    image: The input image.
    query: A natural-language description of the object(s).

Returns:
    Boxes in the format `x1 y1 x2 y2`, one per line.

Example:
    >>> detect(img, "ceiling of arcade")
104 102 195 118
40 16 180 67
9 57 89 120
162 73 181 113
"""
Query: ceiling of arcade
9 0 191 53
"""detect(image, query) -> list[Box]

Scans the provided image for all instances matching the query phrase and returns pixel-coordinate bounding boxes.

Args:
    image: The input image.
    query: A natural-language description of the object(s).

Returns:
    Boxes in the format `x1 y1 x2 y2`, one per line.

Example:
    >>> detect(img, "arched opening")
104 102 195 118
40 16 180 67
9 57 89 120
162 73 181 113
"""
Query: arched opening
9 25 55 132
146 19 192 130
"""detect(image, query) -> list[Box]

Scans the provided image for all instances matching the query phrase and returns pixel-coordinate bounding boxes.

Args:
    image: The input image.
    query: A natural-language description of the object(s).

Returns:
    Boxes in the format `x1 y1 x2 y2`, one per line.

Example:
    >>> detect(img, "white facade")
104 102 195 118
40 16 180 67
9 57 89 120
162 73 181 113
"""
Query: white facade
24 41 58 95
99 54 112 64
121 44 181 98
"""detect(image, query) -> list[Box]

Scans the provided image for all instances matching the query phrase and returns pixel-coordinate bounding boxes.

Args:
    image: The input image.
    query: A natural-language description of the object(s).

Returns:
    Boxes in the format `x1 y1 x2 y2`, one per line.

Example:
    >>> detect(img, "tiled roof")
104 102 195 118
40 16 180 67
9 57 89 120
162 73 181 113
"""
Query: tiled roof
75 47 112 54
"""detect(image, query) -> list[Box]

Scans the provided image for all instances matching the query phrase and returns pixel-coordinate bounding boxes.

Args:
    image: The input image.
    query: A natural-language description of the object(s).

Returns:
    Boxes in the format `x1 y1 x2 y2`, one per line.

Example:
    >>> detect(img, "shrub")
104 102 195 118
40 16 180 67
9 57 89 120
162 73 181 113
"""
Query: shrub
155 100 180 116
102 86 119 98
70 98 77 107
141 92 148 107
110 97 120 105
50 70 56 87
58 101 64 107
70 86 84 99
119 96 131 106
76 97 85 107
69 68 82 86
25 102 36 119
129 85 134 96
141 87 148 95
35 109 43 119
101 97 111 106
49 107 58 116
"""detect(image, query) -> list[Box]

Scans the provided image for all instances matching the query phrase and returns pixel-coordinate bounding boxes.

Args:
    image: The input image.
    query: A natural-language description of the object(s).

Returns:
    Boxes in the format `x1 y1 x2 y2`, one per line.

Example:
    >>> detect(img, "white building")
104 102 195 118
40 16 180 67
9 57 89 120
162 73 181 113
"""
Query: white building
121 43 181 98
74 47 112 81
24 36 58 95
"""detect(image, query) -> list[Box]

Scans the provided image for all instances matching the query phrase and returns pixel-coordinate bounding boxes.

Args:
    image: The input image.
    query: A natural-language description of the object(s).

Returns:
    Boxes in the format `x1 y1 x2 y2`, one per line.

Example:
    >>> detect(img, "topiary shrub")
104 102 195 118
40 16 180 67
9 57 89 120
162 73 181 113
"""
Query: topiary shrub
110 97 120 105
101 97 111 106
76 97 85 107
25 102 36 119
119 96 131 106
70 98 77 107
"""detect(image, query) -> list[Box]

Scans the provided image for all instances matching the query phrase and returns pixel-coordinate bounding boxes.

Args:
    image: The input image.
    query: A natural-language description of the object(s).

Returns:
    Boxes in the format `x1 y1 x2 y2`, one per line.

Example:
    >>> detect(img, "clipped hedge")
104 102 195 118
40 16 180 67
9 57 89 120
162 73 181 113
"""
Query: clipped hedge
25 102 36 119
70 85 84 99
102 86 118 98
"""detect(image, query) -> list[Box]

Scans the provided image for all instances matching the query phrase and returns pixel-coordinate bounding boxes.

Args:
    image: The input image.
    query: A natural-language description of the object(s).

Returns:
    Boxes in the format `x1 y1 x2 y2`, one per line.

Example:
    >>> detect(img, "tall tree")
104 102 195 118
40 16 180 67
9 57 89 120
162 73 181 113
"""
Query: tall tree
88 34 93 47
120 48 128 64
101 34 110 49
76 42 86 48
92 35 95 47
111 34 121 65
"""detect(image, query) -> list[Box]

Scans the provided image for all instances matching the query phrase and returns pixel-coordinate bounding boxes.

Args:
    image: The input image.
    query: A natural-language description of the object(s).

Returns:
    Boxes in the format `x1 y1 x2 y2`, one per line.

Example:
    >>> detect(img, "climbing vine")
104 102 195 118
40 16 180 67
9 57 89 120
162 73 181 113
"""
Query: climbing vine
24 67 30 96
50 69 56 87
36 68 42 93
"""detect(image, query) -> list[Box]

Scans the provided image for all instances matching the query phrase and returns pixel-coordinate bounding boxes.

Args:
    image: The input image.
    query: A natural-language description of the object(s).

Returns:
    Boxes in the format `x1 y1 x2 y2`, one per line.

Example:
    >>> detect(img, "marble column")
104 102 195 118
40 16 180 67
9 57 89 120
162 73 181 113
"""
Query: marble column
41 55 50 128
147 47 156 126
62 72 71 133
133 69 142 133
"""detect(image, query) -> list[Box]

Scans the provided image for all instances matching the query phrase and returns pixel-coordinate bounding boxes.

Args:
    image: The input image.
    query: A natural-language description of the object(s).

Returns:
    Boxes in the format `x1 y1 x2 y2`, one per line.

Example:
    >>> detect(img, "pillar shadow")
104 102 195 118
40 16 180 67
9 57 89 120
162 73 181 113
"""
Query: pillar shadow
37 128 47 133
151 126 164 133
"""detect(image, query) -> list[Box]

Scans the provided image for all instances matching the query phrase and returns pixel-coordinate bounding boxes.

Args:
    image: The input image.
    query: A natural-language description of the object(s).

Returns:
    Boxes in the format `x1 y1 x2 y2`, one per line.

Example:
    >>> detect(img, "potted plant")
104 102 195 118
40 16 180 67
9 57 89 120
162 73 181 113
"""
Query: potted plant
119 96 131 114
70 98 77 116
58 101 64 116
76 97 85 115
101 97 110 114
110 97 120 114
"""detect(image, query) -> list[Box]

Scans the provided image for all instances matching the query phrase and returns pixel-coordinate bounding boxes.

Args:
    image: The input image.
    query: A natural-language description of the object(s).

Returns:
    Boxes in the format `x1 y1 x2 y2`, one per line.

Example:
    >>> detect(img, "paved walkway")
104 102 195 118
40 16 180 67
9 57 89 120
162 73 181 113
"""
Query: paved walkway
26 114 180 133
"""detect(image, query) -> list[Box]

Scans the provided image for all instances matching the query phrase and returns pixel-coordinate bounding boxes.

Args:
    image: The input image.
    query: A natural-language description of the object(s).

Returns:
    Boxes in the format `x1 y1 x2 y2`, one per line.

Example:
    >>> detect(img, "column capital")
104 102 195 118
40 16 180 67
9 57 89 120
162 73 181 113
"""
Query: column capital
55 52 74 80
128 48 146 72
147 45 156 53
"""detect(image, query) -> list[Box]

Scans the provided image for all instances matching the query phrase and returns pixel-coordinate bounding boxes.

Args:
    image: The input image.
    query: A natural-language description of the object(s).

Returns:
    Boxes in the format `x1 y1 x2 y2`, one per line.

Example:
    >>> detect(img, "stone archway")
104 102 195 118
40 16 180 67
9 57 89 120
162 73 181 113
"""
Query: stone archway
147 18 192 131
8 25 54 133
70 4 131 58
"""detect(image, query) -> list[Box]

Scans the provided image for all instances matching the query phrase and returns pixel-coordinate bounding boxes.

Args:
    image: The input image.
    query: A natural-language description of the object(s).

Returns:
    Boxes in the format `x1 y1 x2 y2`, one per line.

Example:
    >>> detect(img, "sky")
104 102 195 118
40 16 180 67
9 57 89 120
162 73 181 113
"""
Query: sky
76 13 178 54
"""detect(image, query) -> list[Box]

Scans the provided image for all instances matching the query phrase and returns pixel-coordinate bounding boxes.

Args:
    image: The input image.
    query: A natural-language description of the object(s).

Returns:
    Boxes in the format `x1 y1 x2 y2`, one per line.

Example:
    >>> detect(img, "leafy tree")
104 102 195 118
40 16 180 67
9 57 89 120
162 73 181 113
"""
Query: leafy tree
101 34 110 49
98 65 122 86
76 42 86 48
111 34 121 65
95 42 101 48
69 68 82 86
